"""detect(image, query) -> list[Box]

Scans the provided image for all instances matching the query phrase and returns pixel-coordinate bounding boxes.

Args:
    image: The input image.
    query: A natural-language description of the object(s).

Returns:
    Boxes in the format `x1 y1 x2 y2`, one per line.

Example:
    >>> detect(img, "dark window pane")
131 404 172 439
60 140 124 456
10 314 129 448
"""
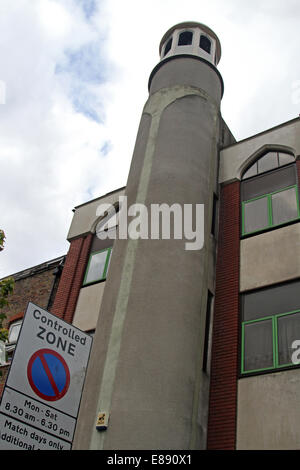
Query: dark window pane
90 232 114 253
178 31 193 46
164 37 172 56
241 164 297 202
242 280 300 322
200 35 211 54
279 153 295 166
257 152 278 174
243 196 269 234
242 162 258 179
271 187 298 225
277 312 300 366
243 320 274 372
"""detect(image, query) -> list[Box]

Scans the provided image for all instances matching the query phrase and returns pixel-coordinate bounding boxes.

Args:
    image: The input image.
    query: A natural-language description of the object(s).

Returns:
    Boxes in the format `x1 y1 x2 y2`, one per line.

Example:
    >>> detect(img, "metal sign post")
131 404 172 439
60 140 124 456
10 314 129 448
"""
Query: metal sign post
0 302 93 450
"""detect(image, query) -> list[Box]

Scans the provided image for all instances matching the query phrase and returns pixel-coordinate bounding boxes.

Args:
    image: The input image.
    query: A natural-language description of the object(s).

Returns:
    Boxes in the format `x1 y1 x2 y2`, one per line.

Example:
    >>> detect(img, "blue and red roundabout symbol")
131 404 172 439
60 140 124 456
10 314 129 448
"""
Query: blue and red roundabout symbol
27 348 70 402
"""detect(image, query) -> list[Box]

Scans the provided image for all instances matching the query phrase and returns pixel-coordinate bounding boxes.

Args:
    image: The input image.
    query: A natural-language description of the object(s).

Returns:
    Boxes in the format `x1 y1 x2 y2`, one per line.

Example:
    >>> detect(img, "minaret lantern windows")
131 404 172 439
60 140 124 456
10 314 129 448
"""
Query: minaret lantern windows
163 36 172 57
178 31 193 46
200 35 211 54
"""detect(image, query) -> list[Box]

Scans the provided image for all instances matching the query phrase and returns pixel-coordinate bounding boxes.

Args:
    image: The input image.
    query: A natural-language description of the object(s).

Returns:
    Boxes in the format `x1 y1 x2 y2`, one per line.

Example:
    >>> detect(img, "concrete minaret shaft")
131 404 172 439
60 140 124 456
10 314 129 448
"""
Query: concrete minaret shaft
74 22 224 450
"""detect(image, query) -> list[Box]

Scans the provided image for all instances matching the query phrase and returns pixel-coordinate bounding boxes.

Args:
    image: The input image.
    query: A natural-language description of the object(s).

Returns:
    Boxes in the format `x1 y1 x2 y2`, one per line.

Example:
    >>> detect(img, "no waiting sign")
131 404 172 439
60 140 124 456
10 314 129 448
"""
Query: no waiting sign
0 302 93 450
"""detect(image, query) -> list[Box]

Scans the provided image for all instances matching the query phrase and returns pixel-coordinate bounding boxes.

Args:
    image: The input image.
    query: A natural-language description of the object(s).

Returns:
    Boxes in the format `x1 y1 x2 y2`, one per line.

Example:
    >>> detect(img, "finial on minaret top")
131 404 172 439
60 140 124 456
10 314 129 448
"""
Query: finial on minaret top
159 21 221 67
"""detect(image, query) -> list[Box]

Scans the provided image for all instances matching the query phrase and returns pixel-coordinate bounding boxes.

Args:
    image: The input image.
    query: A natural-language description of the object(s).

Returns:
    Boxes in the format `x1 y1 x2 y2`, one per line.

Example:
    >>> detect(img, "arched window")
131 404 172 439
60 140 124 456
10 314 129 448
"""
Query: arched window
242 151 295 180
163 36 172 57
95 202 119 240
241 152 299 236
178 31 193 46
200 35 211 54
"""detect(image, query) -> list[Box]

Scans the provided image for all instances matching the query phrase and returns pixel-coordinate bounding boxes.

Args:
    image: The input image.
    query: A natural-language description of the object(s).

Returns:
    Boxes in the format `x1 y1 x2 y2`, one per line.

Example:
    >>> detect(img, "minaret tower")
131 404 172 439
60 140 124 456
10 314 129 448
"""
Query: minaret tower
74 22 224 450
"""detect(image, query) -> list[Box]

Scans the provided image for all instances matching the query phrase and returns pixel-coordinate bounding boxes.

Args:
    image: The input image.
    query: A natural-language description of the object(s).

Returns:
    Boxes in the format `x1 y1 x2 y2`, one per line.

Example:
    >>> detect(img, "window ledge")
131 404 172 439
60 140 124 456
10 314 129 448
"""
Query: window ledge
241 217 300 240
0 362 10 369
239 363 300 379
82 278 107 288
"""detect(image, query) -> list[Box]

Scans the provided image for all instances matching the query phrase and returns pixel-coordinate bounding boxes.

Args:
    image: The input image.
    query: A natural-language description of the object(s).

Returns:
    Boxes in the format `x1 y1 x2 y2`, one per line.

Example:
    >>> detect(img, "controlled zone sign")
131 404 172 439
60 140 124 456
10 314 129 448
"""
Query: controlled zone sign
0 302 93 450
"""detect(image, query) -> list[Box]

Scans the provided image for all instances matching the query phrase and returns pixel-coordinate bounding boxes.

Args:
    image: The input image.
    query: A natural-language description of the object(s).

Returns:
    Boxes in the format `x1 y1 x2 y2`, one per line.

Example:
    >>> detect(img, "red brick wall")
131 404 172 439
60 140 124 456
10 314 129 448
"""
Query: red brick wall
1 269 58 329
51 234 92 323
207 180 240 450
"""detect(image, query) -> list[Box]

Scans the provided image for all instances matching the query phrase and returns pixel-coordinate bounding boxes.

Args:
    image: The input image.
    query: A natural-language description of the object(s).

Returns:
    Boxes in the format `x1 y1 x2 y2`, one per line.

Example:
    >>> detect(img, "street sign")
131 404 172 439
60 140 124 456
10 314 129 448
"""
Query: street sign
0 302 93 450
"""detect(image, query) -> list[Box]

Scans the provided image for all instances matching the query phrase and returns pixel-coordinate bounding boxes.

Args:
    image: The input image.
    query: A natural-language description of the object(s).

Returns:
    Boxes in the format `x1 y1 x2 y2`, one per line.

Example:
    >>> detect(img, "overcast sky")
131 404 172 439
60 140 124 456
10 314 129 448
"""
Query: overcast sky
0 0 300 277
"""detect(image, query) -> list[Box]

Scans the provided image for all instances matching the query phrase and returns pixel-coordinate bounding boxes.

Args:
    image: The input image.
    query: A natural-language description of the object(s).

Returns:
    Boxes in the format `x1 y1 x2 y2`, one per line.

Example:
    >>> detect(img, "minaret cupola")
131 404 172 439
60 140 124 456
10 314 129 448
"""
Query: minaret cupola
159 21 221 66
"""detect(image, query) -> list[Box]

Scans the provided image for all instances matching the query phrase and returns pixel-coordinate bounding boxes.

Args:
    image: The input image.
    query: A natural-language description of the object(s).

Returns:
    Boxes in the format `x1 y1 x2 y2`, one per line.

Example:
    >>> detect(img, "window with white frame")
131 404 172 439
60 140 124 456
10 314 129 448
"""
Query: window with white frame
5 320 22 362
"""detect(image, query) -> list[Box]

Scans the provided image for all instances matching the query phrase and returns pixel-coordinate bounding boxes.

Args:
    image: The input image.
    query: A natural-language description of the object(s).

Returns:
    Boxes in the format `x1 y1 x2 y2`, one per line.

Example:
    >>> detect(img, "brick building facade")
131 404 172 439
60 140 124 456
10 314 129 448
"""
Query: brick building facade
0 256 64 394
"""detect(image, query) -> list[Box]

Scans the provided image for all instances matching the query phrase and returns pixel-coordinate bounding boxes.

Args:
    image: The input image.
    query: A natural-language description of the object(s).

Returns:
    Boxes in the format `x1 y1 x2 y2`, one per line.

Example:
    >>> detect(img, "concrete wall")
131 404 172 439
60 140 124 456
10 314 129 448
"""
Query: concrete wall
237 370 300 449
73 55 223 450
72 282 106 332
240 223 300 292
238 220 300 449
149 56 222 102
67 188 125 241
220 118 300 184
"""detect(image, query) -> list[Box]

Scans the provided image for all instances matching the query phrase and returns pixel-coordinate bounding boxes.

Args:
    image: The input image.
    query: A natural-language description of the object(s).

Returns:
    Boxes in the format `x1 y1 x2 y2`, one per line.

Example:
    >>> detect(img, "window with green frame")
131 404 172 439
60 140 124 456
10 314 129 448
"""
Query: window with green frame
242 185 300 235
241 159 299 236
241 280 300 375
83 247 112 286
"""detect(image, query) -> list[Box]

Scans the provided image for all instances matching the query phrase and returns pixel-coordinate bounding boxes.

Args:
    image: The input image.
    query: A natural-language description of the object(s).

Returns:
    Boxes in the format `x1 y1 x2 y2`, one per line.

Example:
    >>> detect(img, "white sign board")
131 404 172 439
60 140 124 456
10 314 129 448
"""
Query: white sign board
0 302 92 450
